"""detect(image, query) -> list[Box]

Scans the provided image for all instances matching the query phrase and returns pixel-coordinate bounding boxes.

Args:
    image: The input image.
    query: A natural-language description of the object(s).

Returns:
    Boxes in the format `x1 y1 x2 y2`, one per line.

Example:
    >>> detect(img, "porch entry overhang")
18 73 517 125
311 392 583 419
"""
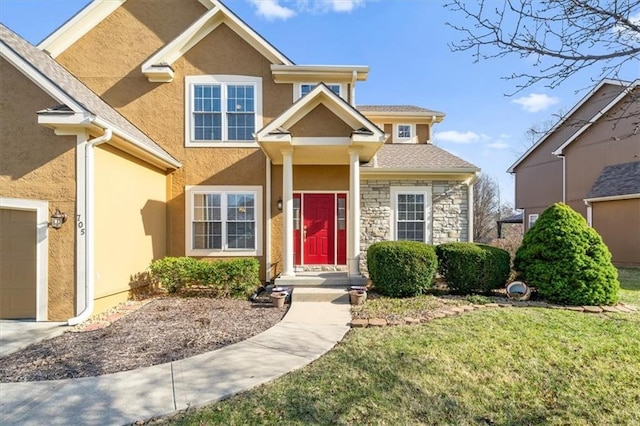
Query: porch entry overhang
256 83 387 279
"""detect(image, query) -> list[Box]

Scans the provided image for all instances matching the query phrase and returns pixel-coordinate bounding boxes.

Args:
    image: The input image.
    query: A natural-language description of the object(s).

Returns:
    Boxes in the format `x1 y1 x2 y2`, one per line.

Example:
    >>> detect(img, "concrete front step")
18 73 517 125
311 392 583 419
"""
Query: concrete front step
275 272 368 288
292 288 350 303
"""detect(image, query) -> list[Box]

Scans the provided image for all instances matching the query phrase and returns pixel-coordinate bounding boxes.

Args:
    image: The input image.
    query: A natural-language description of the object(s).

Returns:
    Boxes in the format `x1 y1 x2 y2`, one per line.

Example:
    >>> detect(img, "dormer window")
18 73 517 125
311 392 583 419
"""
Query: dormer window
395 124 416 143
186 75 262 147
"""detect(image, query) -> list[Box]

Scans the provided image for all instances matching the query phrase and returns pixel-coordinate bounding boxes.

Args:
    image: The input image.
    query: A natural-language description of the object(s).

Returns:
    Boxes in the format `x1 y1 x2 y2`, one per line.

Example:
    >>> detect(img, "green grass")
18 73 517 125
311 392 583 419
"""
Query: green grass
174 308 640 425
618 267 640 305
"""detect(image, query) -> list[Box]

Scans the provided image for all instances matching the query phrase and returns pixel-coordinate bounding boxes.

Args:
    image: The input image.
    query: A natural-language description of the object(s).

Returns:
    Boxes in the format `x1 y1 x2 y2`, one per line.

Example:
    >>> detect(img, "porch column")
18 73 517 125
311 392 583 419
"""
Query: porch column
282 148 295 277
348 148 361 276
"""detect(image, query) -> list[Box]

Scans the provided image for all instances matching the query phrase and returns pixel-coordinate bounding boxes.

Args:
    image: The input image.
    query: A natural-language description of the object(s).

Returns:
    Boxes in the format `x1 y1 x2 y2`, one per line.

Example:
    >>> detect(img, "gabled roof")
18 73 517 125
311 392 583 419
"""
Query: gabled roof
507 79 632 173
361 144 479 172
552 80 639 156
0 23 181 170
586 161 640 200
257 83 384 141
141 0 293 82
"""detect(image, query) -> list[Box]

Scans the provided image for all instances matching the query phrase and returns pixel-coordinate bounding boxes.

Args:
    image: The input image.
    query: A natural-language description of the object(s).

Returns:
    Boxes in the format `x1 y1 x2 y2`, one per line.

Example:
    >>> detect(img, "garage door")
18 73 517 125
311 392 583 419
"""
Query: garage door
0 208 37 319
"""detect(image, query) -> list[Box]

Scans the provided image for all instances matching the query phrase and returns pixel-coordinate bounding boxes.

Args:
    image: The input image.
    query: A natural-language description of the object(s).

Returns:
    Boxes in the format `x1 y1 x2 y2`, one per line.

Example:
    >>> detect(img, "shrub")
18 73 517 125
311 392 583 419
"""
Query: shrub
149 257 260 298
149 257 200 293
367 241 438 297
196 258 261 299
514 203 619 306
436 242 511 293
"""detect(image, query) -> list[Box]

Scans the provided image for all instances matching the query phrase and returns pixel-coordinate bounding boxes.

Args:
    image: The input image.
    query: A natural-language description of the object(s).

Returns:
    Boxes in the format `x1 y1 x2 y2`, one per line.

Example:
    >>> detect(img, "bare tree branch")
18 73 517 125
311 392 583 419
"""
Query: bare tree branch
445 0 640 92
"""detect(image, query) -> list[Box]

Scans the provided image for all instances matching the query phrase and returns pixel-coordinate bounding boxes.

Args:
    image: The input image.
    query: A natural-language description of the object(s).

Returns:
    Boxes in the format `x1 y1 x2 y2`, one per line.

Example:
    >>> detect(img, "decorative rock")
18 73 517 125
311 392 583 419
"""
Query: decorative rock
368 318 388 327
623 304 638 312
440 310 457 316
485 303 500 308
432 312 447 319
404 317 421 325
388 319 404 326
566 306 585 312
450 307 466 314
473 304 487 309
616 306 632 313
498 303 512 308
600 306 620 313
105 313 123 322
582 306 604 314
461 305 475 312
350 319 369 328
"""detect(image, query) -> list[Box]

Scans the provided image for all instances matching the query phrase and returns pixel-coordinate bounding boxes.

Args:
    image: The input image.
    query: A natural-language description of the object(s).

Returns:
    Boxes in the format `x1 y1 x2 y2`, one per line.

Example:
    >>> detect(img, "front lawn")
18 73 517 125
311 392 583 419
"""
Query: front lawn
619 267 640 305
173 308 640 425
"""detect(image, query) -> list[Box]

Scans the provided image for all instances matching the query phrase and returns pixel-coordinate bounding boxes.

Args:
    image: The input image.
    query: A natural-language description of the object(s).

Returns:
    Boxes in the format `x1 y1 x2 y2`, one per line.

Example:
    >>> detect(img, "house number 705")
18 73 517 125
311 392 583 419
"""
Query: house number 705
77 214 85 236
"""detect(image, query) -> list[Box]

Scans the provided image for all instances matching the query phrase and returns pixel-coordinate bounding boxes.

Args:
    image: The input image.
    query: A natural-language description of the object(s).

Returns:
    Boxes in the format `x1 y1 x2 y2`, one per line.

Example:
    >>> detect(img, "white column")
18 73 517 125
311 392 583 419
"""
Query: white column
348 148 361 276
467 180 474 242
282 149 295 277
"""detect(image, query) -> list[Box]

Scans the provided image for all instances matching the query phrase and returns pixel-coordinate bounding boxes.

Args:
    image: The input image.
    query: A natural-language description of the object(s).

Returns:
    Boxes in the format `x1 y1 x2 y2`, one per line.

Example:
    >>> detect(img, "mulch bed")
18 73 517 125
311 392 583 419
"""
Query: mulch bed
0 296 287 383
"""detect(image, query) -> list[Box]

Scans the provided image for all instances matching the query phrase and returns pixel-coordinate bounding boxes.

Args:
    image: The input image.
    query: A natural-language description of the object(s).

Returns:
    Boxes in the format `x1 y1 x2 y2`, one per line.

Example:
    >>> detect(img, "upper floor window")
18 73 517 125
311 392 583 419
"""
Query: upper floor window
395 123 415 143
186 75 262 147
294 82 345 102
528 214 538 229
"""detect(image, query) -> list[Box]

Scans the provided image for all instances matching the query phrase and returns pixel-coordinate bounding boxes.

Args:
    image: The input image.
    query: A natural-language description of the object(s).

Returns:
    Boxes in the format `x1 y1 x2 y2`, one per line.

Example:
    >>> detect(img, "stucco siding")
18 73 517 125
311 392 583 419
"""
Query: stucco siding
1 57 76 320
289 104 354 137
94 144 167 313
592 199 640 267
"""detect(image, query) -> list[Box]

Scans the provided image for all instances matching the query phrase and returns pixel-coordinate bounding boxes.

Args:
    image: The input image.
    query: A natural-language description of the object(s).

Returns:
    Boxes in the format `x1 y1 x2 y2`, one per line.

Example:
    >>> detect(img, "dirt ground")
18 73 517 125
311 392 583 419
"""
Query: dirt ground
0 296 287 382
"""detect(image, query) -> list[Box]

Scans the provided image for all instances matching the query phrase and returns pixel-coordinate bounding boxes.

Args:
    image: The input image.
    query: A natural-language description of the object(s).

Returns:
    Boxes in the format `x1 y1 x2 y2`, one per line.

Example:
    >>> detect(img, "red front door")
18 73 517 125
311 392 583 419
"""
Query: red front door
303 194 335 264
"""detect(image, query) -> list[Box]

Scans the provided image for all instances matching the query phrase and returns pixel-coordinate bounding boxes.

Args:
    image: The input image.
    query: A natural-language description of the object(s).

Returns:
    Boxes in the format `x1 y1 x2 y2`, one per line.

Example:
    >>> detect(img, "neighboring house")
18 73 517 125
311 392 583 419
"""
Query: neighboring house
0 0 478 321
508 79 640 266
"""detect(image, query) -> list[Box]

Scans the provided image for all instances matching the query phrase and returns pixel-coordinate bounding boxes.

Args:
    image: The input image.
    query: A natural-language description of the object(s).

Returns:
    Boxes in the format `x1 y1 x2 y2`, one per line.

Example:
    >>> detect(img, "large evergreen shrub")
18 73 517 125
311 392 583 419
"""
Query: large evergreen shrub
436 242 511 293
367 241 438 297
514 203 619 305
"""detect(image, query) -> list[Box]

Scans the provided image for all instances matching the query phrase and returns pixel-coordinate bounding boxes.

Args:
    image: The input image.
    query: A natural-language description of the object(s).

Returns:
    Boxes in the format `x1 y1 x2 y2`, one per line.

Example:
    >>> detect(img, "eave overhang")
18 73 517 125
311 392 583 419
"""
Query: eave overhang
271 64 369 83
360 110 446 123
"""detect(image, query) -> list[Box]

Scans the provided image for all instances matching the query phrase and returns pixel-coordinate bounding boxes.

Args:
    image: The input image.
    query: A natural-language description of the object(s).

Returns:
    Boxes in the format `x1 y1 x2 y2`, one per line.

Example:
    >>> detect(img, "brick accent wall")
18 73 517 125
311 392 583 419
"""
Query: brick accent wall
359 179 469 275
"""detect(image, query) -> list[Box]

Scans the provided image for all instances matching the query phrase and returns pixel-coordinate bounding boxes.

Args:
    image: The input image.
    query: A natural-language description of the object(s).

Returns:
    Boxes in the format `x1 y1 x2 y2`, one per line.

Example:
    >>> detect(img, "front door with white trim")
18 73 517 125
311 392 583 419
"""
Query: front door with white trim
293 193 347 266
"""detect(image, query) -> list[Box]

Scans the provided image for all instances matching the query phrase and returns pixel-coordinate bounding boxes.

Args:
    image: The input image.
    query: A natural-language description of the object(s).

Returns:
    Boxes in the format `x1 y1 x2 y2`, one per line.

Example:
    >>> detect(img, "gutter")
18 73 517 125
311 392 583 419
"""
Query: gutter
68 128 112 326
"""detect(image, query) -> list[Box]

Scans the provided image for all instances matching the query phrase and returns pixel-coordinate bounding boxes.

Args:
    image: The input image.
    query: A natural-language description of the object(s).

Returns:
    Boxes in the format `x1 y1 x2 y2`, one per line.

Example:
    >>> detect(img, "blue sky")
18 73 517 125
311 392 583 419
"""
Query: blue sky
1 0 638 207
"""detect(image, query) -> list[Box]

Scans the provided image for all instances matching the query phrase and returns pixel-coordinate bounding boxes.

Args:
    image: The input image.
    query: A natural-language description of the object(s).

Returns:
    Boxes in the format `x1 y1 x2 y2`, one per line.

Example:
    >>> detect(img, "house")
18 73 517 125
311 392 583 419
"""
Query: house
0 0 478 322
508 79 640 266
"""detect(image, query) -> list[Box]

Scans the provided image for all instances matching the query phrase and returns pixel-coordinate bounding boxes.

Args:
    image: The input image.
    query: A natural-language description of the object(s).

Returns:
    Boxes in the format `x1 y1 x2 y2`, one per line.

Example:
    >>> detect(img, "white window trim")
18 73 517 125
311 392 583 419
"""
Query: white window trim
528 213 539 229
394 123 417 144
185 75 262 148
293 82 346 102
389 186 432 243
185 185 263 257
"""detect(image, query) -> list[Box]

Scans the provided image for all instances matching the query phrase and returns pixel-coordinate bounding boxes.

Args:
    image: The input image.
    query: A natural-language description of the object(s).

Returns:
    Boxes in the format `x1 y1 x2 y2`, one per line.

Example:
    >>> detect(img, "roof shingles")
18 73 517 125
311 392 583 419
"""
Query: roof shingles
586 161 640 199
357 105 445 116
362 144 478 171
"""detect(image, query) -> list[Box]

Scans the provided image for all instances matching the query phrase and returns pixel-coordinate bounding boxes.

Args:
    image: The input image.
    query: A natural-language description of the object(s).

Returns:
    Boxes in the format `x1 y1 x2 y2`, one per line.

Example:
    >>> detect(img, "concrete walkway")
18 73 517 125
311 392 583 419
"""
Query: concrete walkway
0 320 67 358
0 289 352 425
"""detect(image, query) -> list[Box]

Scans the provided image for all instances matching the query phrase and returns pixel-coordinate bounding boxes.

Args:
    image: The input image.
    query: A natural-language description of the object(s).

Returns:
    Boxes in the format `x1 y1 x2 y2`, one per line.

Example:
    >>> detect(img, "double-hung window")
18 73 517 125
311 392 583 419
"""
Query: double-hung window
186 76 262 146
390 187 432 243
395 123 415 143
187 186 263 256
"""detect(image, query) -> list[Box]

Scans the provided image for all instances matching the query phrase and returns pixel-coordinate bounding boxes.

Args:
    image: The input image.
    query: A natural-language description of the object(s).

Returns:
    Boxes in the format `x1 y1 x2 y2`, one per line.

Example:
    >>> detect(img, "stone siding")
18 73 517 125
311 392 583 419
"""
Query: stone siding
359 179 469 275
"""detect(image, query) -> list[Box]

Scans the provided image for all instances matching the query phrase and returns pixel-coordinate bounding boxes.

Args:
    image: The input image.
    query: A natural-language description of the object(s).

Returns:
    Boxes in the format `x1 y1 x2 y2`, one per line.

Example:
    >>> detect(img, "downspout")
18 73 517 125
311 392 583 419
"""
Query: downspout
68 128 112 326
466 172 478 242
350 70 357 105
560 154 566 203
585 200 593 227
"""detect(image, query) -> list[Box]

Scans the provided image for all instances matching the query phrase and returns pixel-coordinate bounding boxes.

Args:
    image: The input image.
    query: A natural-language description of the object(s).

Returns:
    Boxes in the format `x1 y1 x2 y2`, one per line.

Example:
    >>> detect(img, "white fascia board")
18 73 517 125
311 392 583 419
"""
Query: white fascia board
271 65 369 82
552 79 639 156
361 111 446 120
360 167 480 174
1 42 85 113
584 193 640 203
37 0 125 57
507 78 632 173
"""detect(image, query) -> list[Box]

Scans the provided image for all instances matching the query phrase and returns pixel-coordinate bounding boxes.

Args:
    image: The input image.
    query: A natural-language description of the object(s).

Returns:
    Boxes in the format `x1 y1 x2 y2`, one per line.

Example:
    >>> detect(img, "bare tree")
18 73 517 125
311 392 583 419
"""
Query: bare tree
445 0 640 92
473 173 501 242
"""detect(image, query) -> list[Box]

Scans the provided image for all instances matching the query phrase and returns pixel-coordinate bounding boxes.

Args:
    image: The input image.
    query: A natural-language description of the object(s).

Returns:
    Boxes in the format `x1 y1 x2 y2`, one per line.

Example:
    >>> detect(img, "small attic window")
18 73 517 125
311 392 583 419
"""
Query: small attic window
295 83 345 102
395 124 415 143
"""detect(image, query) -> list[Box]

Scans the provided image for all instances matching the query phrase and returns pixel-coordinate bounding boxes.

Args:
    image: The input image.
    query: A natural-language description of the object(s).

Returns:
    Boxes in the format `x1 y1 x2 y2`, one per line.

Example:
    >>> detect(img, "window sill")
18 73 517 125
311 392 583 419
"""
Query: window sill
187 249 261 257
185 141 260 148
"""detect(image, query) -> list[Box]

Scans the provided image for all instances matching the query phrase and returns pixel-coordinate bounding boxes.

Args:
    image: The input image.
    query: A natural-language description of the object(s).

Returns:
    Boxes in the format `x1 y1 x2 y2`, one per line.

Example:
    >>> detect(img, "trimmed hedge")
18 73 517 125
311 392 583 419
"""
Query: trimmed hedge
436 242 511 293
367 241 438 297
149 257 260 298
514 203 619 306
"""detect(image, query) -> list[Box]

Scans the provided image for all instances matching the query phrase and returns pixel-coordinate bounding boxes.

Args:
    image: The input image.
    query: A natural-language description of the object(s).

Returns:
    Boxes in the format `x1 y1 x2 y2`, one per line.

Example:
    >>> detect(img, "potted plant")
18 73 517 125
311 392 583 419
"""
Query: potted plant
270 291 286 308
349 289 366 305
